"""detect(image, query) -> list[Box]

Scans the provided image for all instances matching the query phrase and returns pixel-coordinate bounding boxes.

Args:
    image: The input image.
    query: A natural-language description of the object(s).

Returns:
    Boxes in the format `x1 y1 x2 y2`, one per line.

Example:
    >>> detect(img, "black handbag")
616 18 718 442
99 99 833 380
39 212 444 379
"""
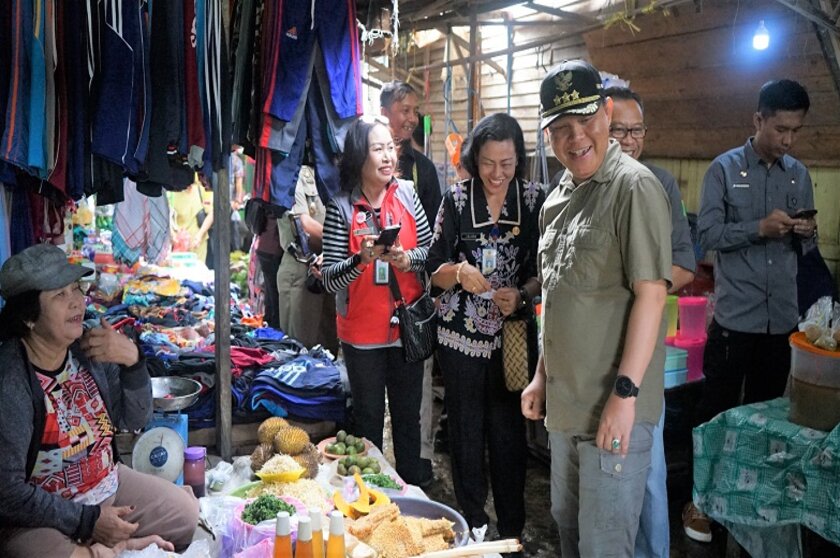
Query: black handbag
244 198 268 236
387 270 437 363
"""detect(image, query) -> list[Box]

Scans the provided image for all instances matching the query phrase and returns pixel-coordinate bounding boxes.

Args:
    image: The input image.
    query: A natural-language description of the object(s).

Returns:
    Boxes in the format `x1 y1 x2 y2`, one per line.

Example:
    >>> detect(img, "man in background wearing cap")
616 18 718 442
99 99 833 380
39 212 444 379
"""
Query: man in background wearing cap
686 79 816 543
604 85 696 557
521 60 672 556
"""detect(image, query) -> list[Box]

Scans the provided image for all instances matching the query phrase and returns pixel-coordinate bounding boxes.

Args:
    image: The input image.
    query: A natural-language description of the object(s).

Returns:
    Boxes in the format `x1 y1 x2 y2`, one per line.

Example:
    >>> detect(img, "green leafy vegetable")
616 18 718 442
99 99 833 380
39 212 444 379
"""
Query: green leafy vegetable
361 473 402 490
241 494 296 525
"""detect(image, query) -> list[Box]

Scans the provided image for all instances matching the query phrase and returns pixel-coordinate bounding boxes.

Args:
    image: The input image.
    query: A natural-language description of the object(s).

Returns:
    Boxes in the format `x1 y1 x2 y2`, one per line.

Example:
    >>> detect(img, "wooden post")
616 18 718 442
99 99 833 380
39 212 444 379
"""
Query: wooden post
467 8 478 133
215 162 232 461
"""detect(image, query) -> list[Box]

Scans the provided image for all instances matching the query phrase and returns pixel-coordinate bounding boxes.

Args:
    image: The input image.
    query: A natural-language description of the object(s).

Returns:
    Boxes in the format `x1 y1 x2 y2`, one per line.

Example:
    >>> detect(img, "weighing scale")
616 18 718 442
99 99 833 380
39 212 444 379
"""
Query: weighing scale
132 377 202 485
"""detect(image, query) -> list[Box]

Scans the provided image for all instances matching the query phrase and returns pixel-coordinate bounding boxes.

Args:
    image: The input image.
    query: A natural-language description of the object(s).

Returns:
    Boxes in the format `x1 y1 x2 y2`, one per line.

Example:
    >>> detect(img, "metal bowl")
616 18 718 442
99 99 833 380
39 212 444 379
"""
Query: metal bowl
151 377 203 412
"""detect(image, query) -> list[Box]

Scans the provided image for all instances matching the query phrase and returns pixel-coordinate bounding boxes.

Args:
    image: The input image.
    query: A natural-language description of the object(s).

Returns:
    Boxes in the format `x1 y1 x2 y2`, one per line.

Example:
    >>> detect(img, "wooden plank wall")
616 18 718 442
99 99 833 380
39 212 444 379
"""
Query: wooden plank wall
648 158 840 286
584 0 840 166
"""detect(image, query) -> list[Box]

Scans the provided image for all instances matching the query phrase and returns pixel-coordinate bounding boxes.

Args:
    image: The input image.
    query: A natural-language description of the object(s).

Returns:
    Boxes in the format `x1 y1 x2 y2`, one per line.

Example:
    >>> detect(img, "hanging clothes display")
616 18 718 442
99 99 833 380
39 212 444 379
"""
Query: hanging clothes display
232 0 361 210
0 0 231 256
262 0 362 122
112 179 171 266
89 0 151 177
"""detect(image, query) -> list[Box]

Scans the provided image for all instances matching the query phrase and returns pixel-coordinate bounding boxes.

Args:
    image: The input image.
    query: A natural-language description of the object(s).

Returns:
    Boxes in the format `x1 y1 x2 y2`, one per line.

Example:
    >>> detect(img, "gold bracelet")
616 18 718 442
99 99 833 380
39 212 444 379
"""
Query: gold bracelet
455 261 466 284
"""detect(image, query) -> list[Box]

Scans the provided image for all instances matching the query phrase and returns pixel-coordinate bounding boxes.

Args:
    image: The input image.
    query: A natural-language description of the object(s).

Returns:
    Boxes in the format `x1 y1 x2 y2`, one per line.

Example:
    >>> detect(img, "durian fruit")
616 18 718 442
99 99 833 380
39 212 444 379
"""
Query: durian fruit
292 443 321 479
273 426 310 455
250 442 275 472
258 417 289 444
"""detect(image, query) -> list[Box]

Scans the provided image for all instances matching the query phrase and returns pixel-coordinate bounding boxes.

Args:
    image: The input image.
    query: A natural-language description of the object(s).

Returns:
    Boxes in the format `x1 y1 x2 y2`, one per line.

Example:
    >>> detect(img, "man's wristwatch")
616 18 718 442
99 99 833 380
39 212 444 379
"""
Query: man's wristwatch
614 375 640 398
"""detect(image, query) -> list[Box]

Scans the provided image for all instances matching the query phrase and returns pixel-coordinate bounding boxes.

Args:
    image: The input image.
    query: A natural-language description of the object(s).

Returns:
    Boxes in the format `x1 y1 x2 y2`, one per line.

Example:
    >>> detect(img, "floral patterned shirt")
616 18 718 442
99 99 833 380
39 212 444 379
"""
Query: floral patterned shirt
426 178 545 359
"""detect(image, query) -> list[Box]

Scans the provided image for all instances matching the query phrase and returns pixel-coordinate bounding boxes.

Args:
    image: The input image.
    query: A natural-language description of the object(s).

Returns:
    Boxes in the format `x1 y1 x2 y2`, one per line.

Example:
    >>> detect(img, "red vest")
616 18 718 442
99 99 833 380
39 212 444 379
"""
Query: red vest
335 180 423 345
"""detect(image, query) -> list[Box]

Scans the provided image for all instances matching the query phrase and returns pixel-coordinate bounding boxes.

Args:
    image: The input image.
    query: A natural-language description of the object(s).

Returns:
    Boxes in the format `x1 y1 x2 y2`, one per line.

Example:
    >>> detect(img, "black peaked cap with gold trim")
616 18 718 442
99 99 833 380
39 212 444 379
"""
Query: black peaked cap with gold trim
540 59 603 129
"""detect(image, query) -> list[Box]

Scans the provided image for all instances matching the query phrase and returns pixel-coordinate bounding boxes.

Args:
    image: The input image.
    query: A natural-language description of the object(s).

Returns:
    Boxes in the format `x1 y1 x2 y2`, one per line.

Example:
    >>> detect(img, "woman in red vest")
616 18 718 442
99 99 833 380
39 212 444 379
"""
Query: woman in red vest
321 116 434 486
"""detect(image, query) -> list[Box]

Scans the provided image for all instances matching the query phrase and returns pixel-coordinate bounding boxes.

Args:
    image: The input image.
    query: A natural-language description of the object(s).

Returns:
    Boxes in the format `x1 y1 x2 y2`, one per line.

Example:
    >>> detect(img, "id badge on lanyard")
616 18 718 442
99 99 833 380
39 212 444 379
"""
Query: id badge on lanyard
481 223 500 276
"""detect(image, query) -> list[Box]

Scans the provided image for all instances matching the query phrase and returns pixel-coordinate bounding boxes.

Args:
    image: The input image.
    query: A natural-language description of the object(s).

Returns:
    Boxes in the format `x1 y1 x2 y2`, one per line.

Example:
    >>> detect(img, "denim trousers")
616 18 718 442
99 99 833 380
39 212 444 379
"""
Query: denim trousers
342 343 429 485
635 409 669 558
438 346 527 537
550 422 654 558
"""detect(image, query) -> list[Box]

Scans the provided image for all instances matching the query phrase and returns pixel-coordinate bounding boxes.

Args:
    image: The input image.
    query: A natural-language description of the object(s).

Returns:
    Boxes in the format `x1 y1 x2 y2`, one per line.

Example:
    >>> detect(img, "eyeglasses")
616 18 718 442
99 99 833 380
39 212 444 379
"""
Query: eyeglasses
609 125 647 139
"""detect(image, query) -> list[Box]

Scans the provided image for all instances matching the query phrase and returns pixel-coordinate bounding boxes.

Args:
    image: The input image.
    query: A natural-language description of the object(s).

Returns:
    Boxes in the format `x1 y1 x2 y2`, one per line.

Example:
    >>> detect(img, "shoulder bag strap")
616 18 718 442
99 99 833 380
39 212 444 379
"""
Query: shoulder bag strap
387 266 404 304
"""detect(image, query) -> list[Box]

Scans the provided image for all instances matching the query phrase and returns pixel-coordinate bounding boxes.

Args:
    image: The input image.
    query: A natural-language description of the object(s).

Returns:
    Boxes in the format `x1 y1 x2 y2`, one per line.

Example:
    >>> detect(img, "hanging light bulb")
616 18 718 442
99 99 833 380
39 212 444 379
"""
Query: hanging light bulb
753 20 770 50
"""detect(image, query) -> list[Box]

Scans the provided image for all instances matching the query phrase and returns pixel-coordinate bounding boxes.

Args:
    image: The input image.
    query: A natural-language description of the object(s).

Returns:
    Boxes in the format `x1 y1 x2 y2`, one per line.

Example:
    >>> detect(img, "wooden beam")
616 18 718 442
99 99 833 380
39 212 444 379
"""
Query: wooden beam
525 1 595 24
773 0 840 34
405 0 534 30
815 0 840 99
435 19 577 27
214 166 232 460
366 57 421 89
410 0 696 73
410 0 456 22
441 27 507 79
468 8 478 133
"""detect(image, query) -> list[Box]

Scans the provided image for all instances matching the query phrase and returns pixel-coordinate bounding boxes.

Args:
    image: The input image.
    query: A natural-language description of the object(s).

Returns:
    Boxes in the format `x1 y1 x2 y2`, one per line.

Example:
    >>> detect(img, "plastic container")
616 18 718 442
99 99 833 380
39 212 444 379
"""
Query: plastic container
789 332 840 431
678 296 708 340
184 446 206 498
664 368 688 389
665 346 688 373
672 337 706 382
665 295 679 339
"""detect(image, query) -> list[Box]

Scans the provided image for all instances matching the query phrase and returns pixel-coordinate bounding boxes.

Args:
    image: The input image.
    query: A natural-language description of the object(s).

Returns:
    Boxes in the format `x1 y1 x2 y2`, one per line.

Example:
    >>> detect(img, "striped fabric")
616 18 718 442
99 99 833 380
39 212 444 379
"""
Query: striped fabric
321 189 432 293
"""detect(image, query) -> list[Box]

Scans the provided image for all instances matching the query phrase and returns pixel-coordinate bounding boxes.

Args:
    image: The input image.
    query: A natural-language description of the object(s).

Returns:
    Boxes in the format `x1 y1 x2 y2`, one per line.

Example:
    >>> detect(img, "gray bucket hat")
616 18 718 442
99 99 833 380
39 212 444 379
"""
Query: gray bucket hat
0 244 94 299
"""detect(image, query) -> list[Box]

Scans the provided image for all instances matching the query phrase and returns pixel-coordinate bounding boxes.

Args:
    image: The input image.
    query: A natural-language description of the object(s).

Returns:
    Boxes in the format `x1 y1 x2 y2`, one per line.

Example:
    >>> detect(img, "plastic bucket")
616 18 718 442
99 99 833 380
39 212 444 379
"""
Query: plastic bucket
665 295 679 339
788 332 840 431
672 336 706 382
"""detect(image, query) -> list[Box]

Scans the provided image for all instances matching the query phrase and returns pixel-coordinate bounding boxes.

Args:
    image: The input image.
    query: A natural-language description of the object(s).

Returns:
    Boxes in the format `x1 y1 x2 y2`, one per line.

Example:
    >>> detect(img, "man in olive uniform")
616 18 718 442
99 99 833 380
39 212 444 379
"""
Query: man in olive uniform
521 60 672 556
276 165 338 353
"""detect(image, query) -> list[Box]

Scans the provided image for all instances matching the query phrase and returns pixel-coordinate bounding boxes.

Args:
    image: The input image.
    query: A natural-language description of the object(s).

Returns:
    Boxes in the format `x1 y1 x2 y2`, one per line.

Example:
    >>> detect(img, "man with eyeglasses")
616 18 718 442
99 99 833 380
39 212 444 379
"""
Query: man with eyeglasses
522 60 672 556
604 87 696 557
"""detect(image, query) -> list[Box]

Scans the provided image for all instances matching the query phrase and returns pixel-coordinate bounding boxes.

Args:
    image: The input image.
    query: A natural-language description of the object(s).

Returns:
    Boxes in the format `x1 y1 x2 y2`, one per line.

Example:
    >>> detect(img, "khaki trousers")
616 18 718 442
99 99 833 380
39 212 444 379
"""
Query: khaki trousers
0 464 199 558
276 254 337 353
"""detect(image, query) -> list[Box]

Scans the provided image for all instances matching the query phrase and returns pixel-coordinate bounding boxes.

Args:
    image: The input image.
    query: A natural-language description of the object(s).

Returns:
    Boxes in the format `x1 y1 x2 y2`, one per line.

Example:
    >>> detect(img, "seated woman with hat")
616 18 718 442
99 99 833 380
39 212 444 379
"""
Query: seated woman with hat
0 244 199 558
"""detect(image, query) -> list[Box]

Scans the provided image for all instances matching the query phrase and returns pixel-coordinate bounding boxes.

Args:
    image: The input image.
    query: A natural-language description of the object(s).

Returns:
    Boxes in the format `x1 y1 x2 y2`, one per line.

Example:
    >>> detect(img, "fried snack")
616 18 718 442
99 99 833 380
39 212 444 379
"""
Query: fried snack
414 517 455 541
349 504 457 557
367 517 424 558
347 504 400 540
404 517 455 553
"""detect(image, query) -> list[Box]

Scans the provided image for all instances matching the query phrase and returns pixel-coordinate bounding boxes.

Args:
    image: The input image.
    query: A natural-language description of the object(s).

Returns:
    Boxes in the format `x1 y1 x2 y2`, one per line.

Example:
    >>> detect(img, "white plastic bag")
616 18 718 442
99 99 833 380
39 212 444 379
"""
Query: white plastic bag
117 539 211 558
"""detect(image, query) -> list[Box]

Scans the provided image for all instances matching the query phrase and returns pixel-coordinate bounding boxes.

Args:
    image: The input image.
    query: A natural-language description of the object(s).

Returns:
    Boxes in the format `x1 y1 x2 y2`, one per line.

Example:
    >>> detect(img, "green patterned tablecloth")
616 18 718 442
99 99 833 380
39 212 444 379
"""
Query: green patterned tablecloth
693 398 840 555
